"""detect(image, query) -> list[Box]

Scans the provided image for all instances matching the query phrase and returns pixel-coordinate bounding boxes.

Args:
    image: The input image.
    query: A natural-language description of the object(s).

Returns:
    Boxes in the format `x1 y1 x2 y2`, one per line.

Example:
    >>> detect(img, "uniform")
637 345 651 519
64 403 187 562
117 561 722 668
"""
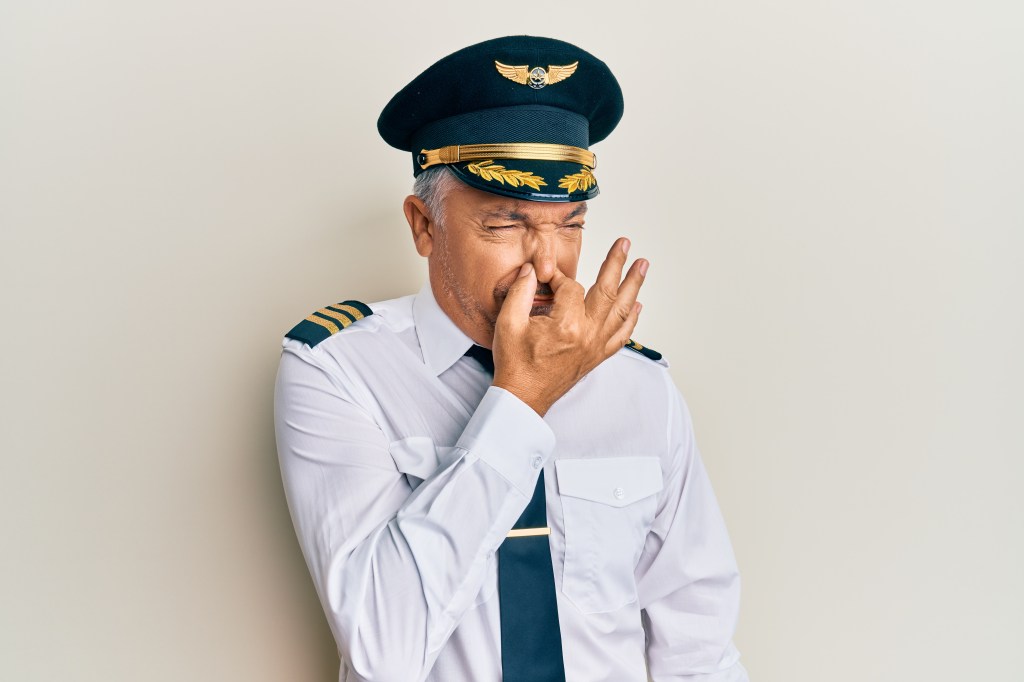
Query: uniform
275 35 749 682
275 286 748 682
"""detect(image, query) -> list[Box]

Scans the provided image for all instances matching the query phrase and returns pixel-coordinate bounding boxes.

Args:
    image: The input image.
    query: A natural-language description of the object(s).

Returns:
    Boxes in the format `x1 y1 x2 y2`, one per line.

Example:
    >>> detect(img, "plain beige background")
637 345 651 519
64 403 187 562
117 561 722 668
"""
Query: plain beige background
2 1 1022 680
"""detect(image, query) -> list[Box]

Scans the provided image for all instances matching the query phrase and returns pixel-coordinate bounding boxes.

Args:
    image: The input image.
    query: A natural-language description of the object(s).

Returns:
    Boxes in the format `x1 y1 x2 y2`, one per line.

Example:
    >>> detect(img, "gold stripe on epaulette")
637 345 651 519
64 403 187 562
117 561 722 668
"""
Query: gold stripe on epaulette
317 307 354 327
306 315 339 333
334 304 366 322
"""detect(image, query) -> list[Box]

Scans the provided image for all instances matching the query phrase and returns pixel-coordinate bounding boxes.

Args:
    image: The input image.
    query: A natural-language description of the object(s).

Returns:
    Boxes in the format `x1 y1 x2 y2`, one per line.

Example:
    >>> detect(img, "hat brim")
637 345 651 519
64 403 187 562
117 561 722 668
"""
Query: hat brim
447 158 598 202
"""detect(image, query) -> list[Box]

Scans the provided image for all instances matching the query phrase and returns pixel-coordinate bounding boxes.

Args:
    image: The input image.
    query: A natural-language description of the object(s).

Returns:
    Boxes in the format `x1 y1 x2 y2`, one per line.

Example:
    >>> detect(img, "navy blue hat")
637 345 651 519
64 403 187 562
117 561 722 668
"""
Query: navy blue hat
378 35 623 202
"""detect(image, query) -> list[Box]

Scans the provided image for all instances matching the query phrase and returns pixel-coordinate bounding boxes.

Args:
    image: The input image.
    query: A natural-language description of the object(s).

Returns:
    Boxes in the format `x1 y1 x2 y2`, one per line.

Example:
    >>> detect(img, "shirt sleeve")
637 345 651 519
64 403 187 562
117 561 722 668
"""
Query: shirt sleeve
635 377 750 681
274 345 554 682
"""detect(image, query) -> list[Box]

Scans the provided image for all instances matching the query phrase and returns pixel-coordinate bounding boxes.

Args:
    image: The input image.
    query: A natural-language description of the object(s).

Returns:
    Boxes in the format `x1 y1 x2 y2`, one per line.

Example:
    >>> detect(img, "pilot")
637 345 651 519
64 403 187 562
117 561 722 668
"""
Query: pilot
275 34 749 682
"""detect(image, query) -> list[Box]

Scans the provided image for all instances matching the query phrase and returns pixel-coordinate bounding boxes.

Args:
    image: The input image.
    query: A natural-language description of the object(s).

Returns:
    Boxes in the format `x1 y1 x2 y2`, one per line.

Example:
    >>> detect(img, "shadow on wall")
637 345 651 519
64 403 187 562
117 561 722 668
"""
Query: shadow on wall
305 202 427 307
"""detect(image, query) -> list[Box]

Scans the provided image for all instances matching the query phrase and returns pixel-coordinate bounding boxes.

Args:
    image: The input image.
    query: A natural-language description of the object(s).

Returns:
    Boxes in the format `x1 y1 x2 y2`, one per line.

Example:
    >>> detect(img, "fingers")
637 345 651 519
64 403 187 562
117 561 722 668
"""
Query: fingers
605 301 643 356
549 266 585 320
497 262 538 328
547 266 570 293
611 258 648 322
585 238 630 315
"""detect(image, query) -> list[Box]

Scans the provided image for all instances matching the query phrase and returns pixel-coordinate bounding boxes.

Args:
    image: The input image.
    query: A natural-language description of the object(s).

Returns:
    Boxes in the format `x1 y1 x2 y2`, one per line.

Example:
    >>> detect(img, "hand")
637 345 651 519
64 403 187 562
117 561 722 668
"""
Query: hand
491 238 648 416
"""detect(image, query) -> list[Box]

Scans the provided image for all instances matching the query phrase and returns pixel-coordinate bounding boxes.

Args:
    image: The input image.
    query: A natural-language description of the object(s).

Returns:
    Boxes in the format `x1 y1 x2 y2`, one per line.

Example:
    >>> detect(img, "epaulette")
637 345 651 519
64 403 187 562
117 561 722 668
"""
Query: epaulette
285 300 373 348
624 338 663 362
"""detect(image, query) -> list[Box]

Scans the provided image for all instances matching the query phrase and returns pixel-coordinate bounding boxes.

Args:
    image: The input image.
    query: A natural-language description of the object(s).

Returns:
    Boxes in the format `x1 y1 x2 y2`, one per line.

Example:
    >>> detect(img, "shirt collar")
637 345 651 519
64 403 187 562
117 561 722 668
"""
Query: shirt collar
413 282 476 376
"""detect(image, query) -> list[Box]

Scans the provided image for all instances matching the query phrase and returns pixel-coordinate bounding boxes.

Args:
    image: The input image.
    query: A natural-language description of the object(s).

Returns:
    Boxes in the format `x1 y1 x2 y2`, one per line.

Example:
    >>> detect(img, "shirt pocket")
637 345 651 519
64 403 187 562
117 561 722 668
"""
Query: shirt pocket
555 456 664 614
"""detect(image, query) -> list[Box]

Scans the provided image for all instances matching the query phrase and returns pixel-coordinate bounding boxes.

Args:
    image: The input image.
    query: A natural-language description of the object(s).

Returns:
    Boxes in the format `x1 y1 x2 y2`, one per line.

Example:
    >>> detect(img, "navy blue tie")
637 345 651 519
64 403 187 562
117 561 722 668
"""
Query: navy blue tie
465 345 566 681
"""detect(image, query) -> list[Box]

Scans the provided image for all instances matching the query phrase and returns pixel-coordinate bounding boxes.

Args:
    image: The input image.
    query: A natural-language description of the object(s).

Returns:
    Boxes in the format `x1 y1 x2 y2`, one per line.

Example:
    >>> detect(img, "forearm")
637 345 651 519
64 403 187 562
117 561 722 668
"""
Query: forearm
276 353 552 681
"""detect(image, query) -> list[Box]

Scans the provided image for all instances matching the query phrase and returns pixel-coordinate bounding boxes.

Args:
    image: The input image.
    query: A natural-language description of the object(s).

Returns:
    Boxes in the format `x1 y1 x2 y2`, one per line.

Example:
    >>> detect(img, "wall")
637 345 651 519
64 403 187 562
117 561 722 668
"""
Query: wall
2 1 1021 680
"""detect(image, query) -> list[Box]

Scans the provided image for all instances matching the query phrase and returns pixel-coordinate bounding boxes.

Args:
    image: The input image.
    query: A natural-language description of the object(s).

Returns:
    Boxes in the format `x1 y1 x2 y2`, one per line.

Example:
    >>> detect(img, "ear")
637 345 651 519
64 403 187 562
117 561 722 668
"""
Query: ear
403 195 435 258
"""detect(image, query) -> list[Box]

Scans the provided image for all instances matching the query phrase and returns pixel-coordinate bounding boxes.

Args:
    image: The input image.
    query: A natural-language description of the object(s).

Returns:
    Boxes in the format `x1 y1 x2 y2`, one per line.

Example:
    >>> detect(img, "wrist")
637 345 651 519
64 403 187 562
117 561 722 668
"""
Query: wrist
492 376 552 417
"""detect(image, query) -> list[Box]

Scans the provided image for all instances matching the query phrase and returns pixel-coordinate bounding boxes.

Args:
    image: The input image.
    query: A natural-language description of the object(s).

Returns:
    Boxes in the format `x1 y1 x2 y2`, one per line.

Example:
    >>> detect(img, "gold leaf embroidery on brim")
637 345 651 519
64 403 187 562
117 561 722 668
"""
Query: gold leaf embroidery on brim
466 160 548 190
558 166 597 193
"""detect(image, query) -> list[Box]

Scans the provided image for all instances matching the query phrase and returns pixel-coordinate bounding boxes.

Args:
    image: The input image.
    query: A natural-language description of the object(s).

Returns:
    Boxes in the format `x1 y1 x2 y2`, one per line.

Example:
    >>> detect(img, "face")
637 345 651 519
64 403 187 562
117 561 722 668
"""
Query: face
405 180 586 347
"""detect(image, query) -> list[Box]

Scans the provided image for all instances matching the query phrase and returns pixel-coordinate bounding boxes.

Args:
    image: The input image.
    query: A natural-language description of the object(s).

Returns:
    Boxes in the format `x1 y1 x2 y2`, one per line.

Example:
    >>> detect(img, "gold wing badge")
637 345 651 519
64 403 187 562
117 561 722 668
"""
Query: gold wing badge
495 60 579 90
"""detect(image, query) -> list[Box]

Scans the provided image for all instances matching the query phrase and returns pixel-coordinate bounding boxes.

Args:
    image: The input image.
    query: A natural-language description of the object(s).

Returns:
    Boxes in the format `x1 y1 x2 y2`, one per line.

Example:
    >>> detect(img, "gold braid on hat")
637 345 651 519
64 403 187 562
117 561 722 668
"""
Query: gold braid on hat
418 143 595 170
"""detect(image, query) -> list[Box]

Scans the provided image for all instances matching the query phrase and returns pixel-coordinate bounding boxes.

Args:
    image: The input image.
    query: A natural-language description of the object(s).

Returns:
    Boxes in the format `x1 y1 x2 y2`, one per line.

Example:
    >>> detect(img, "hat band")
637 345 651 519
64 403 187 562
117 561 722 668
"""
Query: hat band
418 143 596 170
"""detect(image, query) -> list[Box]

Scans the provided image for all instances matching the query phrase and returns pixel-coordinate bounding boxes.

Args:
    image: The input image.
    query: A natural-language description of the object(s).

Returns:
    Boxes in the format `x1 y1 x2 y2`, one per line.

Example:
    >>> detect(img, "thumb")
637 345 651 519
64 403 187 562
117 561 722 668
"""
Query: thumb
498 262 538 327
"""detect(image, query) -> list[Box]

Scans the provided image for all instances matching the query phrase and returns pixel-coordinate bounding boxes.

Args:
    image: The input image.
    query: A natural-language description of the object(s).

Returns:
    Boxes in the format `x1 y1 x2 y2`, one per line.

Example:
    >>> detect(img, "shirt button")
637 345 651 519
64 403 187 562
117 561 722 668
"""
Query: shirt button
613 487 625 500
531 456 543 470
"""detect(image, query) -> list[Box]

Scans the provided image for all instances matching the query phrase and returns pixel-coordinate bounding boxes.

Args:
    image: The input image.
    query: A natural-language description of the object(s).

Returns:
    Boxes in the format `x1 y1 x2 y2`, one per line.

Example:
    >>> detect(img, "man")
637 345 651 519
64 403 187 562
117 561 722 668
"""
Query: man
275 35 749 682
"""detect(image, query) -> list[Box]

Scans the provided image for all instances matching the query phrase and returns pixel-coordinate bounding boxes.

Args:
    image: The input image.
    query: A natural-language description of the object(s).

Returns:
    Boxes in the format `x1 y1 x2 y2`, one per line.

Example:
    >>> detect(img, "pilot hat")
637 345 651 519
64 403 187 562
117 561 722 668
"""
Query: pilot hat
378 35 624 202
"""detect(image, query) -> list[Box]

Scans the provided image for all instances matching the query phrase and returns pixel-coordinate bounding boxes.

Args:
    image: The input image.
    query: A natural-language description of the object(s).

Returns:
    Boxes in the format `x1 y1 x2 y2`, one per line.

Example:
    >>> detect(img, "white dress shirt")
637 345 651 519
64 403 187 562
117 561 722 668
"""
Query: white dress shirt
274 284 749 682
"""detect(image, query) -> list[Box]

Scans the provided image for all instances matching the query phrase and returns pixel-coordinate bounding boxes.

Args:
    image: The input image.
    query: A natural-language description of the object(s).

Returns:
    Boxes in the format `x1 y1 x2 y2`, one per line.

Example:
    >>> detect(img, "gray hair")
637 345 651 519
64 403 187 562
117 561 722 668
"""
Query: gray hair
412 166 460 228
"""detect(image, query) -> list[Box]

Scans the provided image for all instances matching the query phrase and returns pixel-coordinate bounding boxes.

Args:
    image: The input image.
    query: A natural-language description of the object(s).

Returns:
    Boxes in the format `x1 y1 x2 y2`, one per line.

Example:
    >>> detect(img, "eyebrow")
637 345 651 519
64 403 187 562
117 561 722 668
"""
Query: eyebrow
480 203 588 224
482 208 529 222
562 204 588 221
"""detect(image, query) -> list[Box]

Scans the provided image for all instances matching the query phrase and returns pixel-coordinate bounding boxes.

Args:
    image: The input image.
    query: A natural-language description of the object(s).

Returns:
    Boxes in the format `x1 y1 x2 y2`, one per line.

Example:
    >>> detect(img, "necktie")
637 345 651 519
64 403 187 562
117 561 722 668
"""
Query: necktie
464 345 567 681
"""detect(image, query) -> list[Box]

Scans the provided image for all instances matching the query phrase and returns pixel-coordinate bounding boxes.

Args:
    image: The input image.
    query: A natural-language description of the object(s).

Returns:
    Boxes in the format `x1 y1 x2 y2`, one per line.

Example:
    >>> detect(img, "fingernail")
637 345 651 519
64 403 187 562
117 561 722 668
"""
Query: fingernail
637 302 643 313
621 238 631 255
519 262 533 277
639 260 649 276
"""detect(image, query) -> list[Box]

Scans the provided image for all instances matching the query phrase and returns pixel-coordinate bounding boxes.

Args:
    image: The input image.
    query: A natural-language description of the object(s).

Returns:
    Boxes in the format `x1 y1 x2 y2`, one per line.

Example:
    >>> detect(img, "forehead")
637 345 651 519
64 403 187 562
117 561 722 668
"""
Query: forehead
446 182 588 223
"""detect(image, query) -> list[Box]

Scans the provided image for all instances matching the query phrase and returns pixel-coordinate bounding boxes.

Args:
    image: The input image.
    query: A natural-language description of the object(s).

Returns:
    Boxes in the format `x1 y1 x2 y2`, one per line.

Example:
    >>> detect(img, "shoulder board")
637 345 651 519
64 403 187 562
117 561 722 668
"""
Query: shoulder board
624 338 663 362
285 300 373 348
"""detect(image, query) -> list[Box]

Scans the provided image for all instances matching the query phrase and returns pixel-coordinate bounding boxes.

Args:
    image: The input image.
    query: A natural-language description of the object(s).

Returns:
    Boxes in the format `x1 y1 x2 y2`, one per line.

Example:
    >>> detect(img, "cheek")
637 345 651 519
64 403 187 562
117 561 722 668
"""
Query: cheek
452 240 520 298
479 251 524 293
557 236 583 278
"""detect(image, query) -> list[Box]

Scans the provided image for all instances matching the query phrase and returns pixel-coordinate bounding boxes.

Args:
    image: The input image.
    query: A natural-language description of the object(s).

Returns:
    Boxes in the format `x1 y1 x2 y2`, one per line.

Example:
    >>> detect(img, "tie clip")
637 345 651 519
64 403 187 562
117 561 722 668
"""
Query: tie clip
506 527 551 538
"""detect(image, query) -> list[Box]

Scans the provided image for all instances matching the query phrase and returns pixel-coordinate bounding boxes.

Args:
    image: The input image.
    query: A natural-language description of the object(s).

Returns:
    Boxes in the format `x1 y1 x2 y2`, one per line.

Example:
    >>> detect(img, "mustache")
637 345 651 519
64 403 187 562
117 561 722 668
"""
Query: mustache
494 281 555 299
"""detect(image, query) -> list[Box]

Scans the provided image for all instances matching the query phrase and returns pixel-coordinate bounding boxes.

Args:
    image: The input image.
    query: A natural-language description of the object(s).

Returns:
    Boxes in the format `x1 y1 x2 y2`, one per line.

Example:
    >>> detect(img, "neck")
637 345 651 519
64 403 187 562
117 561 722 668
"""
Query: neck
428 272 495 350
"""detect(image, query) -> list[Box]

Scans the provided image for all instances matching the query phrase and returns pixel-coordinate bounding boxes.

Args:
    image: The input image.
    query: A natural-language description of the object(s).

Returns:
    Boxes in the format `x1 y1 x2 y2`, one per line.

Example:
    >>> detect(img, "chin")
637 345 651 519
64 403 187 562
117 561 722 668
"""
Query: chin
529 304 554 317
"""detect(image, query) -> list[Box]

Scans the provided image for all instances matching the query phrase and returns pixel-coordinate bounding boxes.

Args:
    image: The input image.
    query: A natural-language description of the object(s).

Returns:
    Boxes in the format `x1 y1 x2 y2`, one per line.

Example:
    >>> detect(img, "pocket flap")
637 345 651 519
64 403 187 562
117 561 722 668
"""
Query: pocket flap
555 456 664 507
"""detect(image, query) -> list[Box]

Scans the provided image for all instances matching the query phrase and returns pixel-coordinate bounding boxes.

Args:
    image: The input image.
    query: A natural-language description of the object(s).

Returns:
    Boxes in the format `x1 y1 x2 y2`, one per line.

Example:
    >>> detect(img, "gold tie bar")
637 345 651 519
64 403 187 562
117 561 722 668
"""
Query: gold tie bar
506 527 552 539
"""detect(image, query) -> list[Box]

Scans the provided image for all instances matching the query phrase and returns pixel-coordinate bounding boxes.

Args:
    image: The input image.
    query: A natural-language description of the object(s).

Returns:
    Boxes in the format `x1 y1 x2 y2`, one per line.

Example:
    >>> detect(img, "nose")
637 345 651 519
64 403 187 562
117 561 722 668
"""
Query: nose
526 231 558 283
